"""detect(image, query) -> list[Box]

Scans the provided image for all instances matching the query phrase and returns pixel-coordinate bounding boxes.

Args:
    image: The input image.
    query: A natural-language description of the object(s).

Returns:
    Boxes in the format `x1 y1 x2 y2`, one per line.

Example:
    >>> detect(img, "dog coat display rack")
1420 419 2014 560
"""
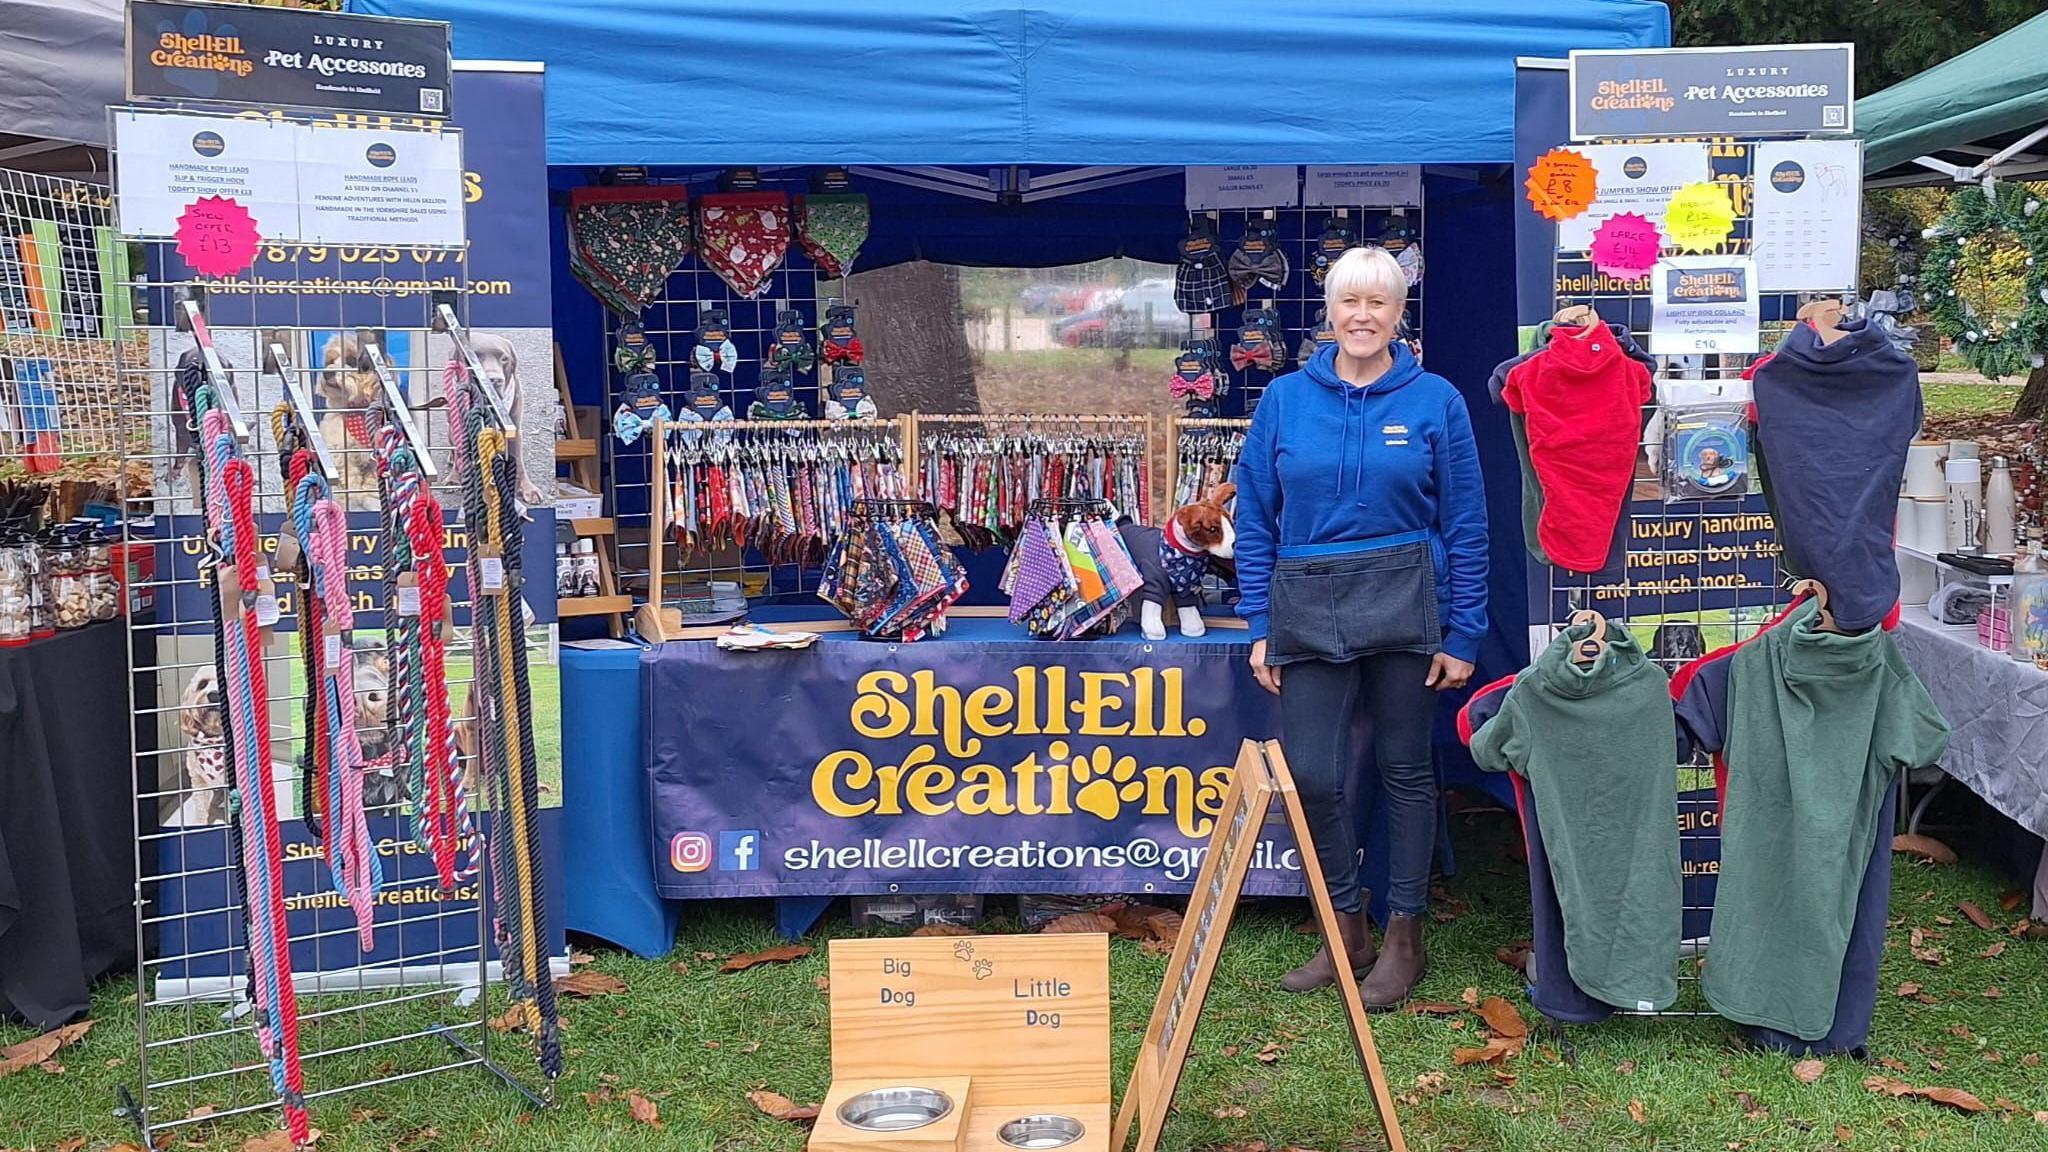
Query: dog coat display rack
115 208 558 1147
1111 739 1407 1152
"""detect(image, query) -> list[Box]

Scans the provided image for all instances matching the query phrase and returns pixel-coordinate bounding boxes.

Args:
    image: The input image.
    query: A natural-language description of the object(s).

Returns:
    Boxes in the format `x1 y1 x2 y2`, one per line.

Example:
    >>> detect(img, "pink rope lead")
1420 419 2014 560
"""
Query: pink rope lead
311 495 382 949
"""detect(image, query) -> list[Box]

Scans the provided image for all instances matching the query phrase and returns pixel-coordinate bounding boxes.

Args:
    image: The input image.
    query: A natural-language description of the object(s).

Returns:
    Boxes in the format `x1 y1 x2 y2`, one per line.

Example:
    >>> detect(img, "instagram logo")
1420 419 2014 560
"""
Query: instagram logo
670 832 711 873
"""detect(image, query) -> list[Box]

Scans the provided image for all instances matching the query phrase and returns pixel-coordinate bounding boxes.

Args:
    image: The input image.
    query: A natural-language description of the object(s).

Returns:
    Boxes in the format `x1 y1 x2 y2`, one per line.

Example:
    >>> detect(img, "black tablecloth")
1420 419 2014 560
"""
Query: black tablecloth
0 622 136 1027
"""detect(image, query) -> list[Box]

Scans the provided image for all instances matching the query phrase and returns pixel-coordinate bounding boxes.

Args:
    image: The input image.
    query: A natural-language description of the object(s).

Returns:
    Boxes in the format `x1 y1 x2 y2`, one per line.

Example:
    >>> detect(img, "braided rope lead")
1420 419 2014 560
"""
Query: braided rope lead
309 481 385 948
480 427 562 1080
372 424 426 850
205 410 310 1145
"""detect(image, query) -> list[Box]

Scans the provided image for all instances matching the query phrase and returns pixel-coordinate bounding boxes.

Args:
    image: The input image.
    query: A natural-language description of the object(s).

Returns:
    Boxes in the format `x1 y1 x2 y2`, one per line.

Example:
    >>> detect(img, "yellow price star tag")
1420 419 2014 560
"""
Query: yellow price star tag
1663 183 1736 253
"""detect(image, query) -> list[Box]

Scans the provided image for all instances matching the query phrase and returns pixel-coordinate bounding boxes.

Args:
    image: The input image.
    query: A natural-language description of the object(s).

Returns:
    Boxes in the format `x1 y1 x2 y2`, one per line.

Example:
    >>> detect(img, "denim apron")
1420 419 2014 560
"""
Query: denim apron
1264 533 1442 666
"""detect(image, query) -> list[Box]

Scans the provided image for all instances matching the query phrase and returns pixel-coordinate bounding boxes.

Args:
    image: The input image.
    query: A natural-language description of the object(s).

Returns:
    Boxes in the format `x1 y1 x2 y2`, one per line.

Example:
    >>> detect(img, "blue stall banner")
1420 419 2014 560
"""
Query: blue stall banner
153 811 565 978
646 638 1315 900
151 66 551 330
1570 45 1854 141
1534 495 1784 629
154 506 557 635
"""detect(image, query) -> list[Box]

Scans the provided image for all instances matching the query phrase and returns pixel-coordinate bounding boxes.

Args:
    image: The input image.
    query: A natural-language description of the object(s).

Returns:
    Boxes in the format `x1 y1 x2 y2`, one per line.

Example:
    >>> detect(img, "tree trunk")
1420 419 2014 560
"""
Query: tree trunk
846 261 981 415
2013 363 2048 423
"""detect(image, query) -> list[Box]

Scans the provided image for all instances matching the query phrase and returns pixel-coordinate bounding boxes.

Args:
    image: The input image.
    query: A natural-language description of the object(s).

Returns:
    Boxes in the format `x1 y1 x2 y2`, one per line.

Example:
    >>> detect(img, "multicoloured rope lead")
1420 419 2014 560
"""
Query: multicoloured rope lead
201 405 310 1146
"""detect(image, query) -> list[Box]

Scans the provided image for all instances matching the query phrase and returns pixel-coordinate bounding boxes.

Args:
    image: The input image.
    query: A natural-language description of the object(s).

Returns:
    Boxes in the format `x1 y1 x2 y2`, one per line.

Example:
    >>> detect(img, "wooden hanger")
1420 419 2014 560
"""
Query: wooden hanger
1552 304 1600 338
1788 578 1842 632
1567 608 1606 664
1797 300 1847 346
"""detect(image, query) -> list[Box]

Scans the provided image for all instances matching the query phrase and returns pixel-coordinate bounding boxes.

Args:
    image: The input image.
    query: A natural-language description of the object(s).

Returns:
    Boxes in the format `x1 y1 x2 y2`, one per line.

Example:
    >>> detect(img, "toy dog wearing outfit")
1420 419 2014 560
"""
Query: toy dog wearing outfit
1116 483 1238 640
1235 247 1488 1007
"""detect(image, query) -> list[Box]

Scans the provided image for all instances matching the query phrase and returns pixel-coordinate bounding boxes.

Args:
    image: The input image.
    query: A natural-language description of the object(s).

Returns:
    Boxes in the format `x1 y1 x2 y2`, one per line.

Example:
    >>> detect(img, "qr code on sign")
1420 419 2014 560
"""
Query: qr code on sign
420 87 445 113
1822 104 1845 127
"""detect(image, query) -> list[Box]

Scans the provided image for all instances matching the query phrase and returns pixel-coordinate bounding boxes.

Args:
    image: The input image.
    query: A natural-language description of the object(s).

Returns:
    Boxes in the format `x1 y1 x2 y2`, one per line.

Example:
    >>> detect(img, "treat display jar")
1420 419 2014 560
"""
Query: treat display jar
47 530 89 631
78 523 119 622
0 530 34 646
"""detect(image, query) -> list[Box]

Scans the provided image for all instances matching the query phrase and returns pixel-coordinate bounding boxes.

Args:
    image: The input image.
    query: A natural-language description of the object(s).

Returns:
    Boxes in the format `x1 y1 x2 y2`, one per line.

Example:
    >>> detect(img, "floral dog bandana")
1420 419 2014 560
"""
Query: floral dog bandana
696 191 789 298
795 194 869 279
568 185 693 316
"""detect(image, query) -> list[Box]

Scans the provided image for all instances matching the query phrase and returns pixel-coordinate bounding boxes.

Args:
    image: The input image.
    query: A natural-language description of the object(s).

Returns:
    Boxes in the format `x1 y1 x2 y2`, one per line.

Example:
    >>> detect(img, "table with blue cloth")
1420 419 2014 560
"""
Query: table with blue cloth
560 612 1495 954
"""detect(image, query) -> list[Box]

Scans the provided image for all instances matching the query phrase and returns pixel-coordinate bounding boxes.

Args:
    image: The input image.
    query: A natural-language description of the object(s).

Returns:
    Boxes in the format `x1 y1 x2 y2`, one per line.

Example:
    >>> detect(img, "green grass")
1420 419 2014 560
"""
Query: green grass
5 814 2044 1151
1922 380 2022 422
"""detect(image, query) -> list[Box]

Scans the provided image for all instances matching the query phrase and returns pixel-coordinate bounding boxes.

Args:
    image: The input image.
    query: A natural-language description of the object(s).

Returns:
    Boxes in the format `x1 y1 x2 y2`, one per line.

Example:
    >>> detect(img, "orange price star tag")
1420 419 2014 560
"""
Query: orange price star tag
1524 148 1597 223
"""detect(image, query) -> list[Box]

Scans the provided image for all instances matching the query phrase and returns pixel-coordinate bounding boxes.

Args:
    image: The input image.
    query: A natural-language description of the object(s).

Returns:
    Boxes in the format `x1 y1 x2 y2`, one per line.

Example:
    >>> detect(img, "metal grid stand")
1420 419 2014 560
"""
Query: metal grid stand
111 108 556 1144
1541 138 1850 1018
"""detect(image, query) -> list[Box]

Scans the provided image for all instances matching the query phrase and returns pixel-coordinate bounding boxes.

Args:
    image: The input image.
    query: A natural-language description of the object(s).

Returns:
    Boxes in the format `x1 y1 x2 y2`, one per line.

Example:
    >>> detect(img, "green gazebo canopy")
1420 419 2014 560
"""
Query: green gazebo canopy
1858 12 2048 184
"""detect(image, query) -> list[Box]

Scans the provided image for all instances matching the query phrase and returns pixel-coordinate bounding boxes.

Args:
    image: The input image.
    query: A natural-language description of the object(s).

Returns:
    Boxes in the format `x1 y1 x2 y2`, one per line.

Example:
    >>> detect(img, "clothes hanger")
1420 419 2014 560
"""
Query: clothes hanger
1797 300 1848 346
1788 578 1842 632
1567 608 1606 664
1552 304 1601 339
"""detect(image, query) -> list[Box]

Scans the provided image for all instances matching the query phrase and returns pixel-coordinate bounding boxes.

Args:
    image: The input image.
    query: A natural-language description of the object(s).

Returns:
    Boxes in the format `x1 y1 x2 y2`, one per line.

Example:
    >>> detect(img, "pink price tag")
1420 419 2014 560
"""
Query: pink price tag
1589 212 1663 279
174 195 262 279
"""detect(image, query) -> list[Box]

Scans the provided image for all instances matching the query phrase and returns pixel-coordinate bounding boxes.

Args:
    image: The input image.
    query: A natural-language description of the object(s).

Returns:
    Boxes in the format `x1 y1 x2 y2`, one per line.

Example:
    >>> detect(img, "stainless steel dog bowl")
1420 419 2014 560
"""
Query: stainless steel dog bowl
837 1086 954 1132
997 1114 1086 1148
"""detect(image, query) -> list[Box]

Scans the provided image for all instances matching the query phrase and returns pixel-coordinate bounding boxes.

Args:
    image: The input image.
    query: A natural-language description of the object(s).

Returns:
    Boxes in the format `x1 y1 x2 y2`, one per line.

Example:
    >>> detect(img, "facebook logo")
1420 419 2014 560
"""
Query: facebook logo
718 830 762 872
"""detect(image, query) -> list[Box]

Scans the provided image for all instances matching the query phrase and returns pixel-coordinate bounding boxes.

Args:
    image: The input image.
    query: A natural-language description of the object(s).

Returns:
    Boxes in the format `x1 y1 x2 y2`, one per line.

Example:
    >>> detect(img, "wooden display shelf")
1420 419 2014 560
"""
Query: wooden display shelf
553 341 625 637
554 439 598 461
557 594 634 618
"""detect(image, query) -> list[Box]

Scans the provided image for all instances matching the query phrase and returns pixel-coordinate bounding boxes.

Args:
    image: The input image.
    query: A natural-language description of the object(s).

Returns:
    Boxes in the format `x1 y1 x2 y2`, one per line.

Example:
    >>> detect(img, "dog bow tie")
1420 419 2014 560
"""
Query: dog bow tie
693 340 739 373
1170 372 1216 401
769 341 816 372
821 337 864 365
1227 246 1289 295
1231 343 1279 371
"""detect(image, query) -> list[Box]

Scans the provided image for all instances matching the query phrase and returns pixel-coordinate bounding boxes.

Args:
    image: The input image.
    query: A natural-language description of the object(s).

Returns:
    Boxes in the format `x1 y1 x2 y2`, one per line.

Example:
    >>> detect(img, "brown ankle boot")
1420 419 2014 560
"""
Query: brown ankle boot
1280 909 1378 993
1359 913 1426 1011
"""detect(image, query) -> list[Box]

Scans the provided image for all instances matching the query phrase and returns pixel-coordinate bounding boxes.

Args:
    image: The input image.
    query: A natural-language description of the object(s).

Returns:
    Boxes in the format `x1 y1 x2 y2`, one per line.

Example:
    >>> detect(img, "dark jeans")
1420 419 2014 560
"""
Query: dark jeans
1279 651 1436 916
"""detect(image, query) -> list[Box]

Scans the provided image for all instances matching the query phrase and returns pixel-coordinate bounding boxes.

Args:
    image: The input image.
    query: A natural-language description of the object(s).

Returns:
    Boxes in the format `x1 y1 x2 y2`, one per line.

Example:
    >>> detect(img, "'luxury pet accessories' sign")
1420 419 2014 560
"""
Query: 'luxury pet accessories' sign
127 0 453 117
1569 44 1854 141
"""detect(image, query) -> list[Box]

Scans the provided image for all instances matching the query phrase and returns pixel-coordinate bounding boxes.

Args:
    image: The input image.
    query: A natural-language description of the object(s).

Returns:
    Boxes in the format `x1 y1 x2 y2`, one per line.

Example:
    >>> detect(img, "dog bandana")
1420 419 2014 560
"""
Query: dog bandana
748 369 807 421
1309 217 1356 286
567 185 692 316
768 309 816 372
696 191 789 298
1227 223 1289 301
612 372 671 445
613 321 656 376
1175 220 1230 314
794 193 869 278
1380 220 1425 286
821 304 864 365
825 368 879 420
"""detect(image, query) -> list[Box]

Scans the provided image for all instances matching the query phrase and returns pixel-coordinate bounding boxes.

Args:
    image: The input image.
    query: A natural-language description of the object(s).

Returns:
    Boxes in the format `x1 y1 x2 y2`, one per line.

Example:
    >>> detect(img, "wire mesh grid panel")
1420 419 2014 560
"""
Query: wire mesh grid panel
111 115 559 1139
0 169 148 492
1540 139 1827 1015
597 181 829 612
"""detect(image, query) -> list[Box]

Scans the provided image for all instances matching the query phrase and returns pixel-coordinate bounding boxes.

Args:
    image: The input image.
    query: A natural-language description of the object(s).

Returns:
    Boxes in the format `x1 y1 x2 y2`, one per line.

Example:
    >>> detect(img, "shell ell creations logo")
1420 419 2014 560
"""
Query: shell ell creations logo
149 10 255 100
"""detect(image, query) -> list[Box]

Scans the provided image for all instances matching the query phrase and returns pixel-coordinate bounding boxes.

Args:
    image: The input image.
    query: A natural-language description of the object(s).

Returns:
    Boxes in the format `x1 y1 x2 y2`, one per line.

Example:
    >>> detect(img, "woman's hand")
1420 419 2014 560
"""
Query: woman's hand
1250 639 1282 695
1426 652 1474 691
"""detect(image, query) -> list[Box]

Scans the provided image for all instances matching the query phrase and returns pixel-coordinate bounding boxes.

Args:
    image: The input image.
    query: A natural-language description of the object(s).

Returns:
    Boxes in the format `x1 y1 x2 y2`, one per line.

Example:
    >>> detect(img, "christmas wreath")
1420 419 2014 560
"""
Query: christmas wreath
1923 182 2048 380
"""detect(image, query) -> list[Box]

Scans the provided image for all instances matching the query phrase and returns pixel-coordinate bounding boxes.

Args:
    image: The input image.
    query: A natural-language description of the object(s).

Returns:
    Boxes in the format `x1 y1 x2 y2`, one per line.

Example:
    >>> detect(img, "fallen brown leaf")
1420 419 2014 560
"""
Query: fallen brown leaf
814 976 830 993
1212 1107 1249 1119
1980 942 2007 959
1984 986 2003 999
1915 1086 1988 1114
489 1005 525 1033
1106 903 1183 946
1936 916 1955 926
1495 945 1532 973
2023 1052 2041 1068
1452 1036 1524 1065
0 1021 91 1077
1958 901 1995 931
1477 997 1529 1040
38 1061 62 1075
1402 1001 1465 1016
1834 1124 1853 1144
1039 912 1118 935
670 962 690 976
1294 919 1318 935
1461 986 1480 1009
569 949 596 966
628 1091 661 1128
1139 937 1174 956
1792 1059 1825 1084
1895 982 1923 997
1929 1060 1947 1073
1628 1099 1647 1125
1736 1090 1765 1119
240 1132 296 1152
909 923 974 936
186 1106 218 1121
1999 890 2025 913
1893 834 1957 865
749 1089 800 1117
555 970 627 997
1911 944 1946 966
1255 1042 1283 1064
54 1138 87 1152
1995 1098 2025 1114
1614 1060 1638 1075
582 1088 613 1107
1917 993 1940 1006
1949 1024 1974 1041
1493 1071 1518 1086
721 945 813 973
1220 1045 1239 1057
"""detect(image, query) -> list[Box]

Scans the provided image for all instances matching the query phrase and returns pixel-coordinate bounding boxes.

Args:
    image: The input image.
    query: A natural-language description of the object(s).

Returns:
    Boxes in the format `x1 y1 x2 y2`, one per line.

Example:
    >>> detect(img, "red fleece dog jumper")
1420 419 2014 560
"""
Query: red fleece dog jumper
1502 326 1652 573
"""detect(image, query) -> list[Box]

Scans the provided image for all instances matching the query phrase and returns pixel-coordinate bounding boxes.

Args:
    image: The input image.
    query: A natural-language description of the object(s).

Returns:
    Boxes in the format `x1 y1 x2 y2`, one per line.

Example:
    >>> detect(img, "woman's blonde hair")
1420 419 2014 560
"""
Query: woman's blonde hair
1323 245 1409 314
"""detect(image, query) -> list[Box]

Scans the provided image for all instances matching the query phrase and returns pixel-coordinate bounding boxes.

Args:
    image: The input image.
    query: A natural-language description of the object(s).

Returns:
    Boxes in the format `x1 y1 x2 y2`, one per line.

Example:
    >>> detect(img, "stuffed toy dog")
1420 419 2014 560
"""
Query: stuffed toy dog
1116 482 1238 640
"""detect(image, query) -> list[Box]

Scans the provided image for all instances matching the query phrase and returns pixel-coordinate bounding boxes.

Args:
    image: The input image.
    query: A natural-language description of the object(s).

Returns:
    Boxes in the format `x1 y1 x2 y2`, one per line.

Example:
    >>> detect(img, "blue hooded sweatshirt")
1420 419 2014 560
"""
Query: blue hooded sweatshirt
1233 341 1489 663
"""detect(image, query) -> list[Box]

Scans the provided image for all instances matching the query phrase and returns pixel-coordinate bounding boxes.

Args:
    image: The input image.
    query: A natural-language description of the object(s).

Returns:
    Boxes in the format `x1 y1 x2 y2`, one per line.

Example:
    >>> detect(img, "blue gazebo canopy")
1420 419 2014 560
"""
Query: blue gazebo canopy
354 0 1670 167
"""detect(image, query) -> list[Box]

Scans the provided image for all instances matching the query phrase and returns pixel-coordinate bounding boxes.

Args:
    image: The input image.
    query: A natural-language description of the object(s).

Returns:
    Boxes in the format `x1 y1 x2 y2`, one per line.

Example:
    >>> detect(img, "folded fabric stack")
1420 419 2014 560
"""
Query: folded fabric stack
716 624 820 652
818 504 969 640
1000 503 1145 639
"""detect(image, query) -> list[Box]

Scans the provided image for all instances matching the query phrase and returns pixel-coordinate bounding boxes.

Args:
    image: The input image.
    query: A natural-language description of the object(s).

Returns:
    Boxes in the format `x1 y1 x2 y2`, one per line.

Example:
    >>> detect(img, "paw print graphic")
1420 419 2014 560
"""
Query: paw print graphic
1072 746 1147 821
953 941 976 962
972 958 995 981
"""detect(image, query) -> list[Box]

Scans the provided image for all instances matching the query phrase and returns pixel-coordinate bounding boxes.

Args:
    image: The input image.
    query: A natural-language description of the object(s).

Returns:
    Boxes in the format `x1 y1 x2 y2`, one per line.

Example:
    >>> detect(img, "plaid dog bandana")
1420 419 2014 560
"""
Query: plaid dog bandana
1175 222 1230 314
795 194 869 279
568 185 693 316
696 191 789 298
